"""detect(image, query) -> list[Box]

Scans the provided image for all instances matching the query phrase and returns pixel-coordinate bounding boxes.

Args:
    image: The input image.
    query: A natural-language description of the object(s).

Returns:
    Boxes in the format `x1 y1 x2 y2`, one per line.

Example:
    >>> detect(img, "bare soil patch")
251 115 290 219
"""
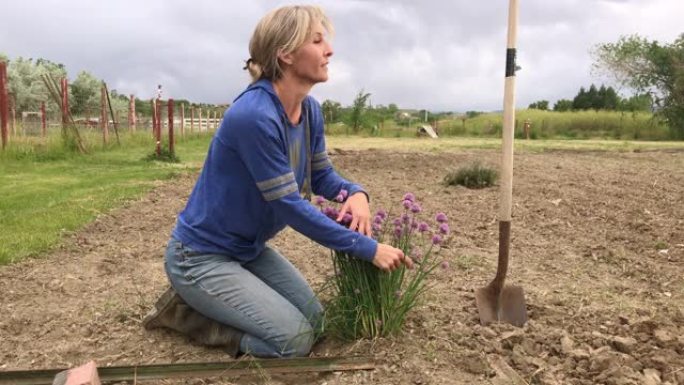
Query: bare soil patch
1 148 683 384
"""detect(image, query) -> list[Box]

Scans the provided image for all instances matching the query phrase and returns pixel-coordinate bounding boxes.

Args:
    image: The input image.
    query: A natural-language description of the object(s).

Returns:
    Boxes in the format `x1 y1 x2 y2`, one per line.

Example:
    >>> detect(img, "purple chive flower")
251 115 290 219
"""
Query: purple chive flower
401 213 410 224
439 223 450 235
392 218 402 227
410 203 422 213
410 220 418 230
432 234 443 245
394 227 403 238
441 261 450 270
341 213 353 225
410 248 423 261
372 223 382 232
335 194 344 202
323 207 336 218
403 192 415 202
374 215 384 224
435 212 448 223
418 222 429 232
402 199 412 210
376 209 387 219
315 196 326 206
340 189 349 200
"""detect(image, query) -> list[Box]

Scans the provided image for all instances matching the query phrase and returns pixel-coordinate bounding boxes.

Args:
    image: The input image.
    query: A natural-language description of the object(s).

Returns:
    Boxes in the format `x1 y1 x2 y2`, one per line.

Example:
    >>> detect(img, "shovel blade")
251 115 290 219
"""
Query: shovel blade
475 284 527 327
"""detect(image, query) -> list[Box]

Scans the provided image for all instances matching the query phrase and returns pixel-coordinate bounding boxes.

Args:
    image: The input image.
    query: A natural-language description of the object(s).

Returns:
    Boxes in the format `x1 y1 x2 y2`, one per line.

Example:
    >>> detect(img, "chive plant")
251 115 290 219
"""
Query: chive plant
318 191 450 340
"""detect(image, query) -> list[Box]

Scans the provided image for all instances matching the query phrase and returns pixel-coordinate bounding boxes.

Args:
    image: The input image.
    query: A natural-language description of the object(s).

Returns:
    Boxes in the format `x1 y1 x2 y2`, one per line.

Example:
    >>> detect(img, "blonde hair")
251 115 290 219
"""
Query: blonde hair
245 5 333 82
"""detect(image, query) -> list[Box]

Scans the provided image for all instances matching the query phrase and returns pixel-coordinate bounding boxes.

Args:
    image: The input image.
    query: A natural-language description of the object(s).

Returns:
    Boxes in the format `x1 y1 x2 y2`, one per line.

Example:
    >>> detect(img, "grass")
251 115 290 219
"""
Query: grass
440 109 667 140
0 130 213 264
328 109 673 140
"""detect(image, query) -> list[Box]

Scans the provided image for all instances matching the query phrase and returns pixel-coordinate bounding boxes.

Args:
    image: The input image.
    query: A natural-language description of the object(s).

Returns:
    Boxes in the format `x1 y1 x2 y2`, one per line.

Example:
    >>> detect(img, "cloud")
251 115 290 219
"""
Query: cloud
1 0 682 111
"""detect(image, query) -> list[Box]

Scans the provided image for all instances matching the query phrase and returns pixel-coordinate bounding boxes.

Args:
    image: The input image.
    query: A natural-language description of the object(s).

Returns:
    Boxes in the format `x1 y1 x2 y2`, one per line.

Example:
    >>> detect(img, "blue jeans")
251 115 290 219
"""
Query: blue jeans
164 238 323 358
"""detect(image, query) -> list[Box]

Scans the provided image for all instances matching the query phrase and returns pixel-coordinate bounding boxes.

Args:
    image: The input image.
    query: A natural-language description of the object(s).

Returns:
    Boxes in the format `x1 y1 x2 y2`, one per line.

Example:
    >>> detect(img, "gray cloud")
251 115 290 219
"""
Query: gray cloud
1 0 681 111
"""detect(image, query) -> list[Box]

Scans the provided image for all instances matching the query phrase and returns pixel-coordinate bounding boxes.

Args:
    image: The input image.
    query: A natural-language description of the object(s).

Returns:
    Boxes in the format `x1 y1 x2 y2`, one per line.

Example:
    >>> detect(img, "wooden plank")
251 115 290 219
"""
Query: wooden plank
0 356 375 385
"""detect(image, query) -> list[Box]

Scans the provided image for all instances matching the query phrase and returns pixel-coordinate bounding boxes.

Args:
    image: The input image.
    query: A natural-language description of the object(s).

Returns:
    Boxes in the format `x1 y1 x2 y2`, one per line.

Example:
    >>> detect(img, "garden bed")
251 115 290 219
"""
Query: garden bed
1 147 682 384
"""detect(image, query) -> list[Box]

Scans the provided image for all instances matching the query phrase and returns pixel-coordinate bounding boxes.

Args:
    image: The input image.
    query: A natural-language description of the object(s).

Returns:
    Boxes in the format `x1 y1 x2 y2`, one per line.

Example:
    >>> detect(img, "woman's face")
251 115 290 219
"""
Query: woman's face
286 21 333 85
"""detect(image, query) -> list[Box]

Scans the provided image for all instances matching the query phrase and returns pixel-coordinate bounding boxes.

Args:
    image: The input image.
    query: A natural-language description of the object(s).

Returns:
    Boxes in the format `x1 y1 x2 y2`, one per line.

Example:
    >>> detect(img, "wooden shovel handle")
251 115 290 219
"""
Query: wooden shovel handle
492 0 518 290
499 0 518 223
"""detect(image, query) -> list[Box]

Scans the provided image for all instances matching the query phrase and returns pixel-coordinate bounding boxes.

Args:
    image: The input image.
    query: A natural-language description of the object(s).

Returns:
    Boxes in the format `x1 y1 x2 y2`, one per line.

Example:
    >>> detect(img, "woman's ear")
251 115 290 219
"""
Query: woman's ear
277 49 294 66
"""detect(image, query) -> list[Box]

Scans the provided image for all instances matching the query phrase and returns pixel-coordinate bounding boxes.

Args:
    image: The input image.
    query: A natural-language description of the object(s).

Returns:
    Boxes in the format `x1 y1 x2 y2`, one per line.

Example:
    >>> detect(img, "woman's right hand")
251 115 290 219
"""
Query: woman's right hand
372 243 414 272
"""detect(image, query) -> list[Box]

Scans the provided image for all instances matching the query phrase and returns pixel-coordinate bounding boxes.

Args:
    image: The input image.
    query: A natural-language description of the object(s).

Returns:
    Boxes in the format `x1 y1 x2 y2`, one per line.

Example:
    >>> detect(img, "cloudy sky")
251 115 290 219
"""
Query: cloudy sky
1 0 682 111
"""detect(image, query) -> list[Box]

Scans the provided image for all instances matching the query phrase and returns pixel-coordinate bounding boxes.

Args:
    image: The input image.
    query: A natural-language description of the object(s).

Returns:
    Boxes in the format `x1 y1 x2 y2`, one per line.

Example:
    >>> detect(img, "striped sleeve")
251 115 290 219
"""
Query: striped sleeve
256 171 298 201
312 151 333 171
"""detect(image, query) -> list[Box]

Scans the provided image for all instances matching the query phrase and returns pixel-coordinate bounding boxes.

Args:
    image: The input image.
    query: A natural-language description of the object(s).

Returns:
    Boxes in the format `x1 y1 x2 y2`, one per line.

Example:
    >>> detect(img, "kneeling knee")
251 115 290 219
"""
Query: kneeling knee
277 325 315 358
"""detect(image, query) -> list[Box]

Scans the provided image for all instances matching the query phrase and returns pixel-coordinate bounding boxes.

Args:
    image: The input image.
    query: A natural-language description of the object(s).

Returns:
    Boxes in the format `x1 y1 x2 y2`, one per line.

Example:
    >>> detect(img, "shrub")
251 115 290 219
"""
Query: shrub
319 191 450 340
444 162 498 189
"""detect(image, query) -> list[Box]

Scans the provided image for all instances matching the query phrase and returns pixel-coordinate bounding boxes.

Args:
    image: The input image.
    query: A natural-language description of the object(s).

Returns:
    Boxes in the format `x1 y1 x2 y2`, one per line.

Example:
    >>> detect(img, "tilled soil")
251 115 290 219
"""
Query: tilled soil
1 148 683 385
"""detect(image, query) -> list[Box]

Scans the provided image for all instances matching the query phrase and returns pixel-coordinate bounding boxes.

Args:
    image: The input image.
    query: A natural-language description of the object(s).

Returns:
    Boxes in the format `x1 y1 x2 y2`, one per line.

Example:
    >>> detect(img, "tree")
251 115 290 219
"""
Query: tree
70 71 101 115
593 33 684 138
601 85 620 110
553 99 573 112
349 89 371 133
5 56 67 114
572 87 589 110
321 99 341 122
528 100 549 110
619 93 652 112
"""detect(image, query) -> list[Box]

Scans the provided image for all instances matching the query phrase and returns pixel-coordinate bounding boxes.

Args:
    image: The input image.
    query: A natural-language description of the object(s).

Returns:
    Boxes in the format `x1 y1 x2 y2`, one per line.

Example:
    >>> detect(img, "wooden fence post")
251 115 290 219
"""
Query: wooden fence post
156 99 162 138
0 61 8 150
41 101 46 137
198 108 202 132
168 99 174 156
61 78 69 139
150 99 156 138
180 103 185 138
153 99 161 157
9 94 16 137
190 107 195 133
100 86 108 144
85 108 90 132
129 94 136 132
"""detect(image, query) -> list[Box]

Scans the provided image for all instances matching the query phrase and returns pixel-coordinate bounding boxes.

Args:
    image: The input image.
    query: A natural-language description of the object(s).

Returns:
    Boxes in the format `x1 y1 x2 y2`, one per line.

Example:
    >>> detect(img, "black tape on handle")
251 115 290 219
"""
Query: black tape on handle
505 48 517 77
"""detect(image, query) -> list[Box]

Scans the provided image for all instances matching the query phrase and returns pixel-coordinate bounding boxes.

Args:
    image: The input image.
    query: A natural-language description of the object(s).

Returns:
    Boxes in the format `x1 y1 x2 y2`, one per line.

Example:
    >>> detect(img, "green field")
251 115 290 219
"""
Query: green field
0 132 212 264
2 130 683 265
326 109 672 141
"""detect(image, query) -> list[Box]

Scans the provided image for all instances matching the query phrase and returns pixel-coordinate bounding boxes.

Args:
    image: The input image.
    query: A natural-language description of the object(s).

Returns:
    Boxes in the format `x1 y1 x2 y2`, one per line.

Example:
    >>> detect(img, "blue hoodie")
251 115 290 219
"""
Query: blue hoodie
171 79 378 262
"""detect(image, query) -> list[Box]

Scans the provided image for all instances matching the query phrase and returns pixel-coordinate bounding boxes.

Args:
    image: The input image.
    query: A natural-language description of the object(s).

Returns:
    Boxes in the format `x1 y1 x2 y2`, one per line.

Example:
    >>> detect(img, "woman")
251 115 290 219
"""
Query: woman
144 5 412 358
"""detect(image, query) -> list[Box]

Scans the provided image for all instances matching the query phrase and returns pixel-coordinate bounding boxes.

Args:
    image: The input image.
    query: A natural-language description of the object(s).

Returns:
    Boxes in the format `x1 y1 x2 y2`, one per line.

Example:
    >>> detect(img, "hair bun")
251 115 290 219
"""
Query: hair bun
244 59 263 82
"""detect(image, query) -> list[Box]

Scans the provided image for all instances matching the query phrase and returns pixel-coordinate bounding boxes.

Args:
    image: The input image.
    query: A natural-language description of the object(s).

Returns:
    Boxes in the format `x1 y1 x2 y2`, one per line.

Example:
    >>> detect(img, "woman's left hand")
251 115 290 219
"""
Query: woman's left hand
336 192 372 236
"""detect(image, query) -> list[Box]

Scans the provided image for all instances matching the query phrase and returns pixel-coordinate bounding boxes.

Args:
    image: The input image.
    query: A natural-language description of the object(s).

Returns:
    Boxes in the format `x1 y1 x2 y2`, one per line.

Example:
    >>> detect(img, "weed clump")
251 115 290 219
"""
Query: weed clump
144 147 180 163
444 162 498 189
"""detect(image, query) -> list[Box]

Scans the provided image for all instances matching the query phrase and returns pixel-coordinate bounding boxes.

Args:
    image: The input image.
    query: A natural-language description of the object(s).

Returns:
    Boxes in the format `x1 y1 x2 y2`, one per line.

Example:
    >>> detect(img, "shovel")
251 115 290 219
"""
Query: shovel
475 0 527 327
